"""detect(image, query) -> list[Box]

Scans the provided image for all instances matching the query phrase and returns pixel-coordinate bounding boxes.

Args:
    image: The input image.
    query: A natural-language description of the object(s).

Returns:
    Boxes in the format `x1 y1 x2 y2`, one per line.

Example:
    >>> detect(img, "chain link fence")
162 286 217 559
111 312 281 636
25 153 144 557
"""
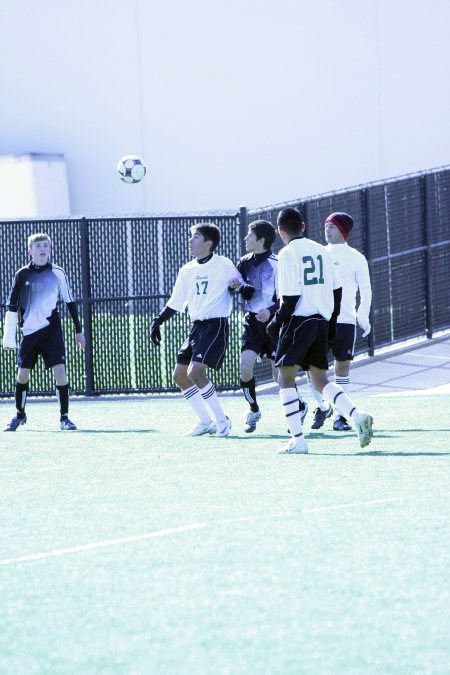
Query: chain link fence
1 166 449 397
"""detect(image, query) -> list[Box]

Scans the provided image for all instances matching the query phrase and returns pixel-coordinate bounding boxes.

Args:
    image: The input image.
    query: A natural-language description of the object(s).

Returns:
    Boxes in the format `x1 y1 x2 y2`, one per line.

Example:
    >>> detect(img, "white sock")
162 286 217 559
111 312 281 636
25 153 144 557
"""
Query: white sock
306 374 328 411
323 382 359 423
295 383 306 406
182 385 212 425
280 388 303 440
334 376 350 419
199 383 226 422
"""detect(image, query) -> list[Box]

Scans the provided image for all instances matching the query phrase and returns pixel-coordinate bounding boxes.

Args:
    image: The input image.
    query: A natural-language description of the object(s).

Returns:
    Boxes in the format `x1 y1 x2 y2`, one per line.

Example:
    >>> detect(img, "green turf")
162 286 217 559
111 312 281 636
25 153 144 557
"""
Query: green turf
1 393 449 675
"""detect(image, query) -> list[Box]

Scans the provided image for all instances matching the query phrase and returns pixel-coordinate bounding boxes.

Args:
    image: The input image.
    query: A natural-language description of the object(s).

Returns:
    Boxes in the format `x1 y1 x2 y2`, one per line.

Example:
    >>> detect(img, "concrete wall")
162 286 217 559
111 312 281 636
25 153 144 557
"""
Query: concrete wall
0 0 449 216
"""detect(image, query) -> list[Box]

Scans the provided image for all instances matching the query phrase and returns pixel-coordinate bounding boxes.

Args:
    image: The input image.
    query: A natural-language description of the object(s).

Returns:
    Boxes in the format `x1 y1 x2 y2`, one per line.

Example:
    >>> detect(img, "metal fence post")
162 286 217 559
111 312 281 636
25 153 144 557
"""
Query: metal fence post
364 188 375 357
79 217 94 395
238 206 248 258
422 174 433 339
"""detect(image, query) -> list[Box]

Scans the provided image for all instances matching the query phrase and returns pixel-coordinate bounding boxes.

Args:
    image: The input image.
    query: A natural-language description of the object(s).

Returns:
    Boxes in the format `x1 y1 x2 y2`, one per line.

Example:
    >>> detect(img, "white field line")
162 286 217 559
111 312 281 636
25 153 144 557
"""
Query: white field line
377 382 450 397
0 497 405 567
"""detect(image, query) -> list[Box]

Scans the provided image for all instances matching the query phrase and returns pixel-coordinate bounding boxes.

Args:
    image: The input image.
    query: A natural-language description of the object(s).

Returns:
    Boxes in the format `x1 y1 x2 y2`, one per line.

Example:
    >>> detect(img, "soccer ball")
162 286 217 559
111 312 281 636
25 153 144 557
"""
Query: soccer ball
117 155 146 184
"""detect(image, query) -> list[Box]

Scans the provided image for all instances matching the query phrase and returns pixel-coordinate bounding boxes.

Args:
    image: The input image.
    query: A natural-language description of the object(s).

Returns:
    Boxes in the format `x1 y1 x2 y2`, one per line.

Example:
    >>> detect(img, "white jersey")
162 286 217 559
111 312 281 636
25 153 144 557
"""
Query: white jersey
326 243 372 325
167 254 242 321
278 237 341 320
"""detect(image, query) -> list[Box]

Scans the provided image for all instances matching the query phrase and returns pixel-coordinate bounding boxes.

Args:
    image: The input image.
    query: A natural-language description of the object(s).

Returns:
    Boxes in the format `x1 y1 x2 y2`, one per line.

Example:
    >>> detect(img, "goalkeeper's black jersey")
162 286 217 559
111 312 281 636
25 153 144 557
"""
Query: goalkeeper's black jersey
6 262 76 336
237 250 278 314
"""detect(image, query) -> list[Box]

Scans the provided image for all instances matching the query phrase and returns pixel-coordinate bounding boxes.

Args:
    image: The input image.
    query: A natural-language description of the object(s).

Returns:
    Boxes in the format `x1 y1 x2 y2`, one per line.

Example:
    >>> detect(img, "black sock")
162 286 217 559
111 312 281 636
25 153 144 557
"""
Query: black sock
241 378 259 413
15 382 29 416
56 384 70 419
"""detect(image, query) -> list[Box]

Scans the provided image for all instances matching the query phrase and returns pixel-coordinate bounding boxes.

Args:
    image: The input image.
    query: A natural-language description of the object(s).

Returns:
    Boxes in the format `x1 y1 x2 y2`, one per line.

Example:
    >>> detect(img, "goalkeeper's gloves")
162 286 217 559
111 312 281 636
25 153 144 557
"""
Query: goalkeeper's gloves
239 283 255 301
2 311 18 350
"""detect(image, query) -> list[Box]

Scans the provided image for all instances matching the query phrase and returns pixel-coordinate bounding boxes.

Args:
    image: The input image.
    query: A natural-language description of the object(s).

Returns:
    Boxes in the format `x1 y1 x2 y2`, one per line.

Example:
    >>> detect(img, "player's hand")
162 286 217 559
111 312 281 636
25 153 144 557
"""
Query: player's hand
266 317 281 339
239 283 255 301
256 308 270 323
75 333 86 350
361 322 371 338
357 317 371 338
228 277 241 290
150 319 161 347
2 338 17 350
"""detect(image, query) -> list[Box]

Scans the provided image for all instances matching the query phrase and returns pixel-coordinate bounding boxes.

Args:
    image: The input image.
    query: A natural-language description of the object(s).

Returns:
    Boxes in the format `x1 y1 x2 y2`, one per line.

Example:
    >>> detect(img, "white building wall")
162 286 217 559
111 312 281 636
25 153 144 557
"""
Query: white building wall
0 0 448 216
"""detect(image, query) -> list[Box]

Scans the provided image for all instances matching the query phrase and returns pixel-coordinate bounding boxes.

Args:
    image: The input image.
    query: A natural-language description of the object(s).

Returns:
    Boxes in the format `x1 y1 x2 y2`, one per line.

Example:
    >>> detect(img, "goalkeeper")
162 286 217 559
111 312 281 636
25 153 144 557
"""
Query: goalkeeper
2 233 85 432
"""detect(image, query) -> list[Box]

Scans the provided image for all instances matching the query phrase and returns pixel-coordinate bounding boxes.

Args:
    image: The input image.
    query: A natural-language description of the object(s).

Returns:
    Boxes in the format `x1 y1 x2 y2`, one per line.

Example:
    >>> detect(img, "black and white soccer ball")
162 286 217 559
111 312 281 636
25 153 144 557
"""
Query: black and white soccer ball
117 155 146 184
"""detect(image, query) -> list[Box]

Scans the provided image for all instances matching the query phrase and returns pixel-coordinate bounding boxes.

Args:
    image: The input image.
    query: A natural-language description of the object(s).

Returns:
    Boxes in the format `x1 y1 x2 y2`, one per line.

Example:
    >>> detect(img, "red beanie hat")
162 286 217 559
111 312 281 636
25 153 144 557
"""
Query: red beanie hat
325 212 354 240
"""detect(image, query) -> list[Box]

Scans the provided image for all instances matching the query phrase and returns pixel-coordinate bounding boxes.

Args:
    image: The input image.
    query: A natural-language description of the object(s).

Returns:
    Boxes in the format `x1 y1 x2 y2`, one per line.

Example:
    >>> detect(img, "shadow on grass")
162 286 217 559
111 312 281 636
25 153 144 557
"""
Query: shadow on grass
28 429 158 434
354 450 450 457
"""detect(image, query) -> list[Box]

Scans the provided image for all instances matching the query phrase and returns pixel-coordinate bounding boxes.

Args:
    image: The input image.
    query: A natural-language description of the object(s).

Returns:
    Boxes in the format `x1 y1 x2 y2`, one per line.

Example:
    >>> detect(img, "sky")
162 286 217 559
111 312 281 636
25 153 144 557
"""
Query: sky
0 0 449 216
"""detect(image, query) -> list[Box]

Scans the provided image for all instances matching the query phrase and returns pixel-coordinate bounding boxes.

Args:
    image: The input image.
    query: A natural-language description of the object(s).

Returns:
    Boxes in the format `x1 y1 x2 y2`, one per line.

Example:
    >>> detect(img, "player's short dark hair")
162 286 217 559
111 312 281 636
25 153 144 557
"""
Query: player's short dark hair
249 220 276 250
277 207 304 235
191 222 221 252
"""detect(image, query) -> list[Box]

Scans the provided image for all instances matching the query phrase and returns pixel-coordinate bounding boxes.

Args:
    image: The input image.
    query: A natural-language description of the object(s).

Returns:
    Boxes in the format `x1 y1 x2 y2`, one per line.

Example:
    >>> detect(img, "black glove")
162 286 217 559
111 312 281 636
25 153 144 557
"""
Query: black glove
266 315 282 339
150 318 162 346
239 283 255 301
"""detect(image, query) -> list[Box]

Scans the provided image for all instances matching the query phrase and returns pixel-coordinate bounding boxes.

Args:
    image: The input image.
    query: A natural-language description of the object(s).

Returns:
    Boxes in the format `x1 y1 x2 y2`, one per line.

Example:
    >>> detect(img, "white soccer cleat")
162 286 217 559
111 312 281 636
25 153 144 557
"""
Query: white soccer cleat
184 421 217 437
215 416 231 437
278 437 309 454
244 410 261 433
355 412 374 448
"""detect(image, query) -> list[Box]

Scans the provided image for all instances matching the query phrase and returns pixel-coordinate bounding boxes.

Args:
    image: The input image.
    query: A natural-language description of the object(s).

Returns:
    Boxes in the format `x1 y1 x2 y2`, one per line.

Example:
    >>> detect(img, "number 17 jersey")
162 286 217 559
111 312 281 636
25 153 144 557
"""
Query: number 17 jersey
167 254 242 321
278 237 341 320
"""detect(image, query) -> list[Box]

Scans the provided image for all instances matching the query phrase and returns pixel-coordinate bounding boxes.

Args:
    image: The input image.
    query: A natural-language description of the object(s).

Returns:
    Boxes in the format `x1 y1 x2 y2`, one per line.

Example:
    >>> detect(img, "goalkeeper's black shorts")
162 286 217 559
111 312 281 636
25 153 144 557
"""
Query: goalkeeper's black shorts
17 318 66 370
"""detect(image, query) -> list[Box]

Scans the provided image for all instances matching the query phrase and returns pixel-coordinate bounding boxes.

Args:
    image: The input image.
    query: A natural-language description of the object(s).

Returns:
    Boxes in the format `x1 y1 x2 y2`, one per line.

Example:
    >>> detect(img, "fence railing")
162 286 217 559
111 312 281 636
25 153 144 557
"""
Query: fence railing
1 166 449 397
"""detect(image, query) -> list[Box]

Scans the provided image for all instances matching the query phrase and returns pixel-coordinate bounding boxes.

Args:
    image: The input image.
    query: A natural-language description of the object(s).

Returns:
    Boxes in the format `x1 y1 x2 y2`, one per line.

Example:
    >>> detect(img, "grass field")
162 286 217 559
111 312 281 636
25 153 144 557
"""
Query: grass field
1 392 449 675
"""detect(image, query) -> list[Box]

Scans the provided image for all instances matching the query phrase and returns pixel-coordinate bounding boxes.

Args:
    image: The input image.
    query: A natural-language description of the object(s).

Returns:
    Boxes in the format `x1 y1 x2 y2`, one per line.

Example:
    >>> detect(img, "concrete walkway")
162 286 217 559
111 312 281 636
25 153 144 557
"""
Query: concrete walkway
260 332 450 398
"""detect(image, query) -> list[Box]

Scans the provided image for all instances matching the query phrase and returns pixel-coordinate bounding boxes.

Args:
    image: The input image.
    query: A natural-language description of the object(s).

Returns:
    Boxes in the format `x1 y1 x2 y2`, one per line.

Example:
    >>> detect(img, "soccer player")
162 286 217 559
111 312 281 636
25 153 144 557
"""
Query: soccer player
150 222 242 437
267 207 373 454
236 220 279 433
2 232 85 431
308 212 372 432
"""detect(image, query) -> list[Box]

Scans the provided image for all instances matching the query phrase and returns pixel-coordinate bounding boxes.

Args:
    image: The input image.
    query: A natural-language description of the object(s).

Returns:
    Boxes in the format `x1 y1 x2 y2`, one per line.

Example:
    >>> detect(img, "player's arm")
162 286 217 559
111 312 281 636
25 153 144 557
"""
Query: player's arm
228 260 249 295
57 269 85 349
356 257 372 337
328 287 343 341
66 302 85 350
2 310 18 350
328 258 343 340
150 305 178 346
2 273 21 350
150 268 188 346
266 295 299 338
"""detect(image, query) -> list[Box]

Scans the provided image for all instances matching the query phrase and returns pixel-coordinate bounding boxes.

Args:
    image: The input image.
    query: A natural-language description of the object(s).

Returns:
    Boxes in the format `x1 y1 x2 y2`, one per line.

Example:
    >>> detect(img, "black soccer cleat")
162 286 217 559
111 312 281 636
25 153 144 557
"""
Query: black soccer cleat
299 400 308 426
4 413 27 432
311 405 332 430
333 415 352 432
60 417 77 430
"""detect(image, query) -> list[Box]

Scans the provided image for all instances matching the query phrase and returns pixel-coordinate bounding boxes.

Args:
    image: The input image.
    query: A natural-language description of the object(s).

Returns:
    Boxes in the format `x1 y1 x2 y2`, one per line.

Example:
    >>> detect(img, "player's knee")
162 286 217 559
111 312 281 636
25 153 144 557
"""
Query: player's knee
240 365 253 381
17 368 30 384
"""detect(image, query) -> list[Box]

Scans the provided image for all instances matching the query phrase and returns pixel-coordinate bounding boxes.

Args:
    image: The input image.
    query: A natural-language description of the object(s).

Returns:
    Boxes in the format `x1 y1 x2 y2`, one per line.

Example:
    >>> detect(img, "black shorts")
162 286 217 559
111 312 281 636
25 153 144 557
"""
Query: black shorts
241 312 277 361
17 320 66 370
177 317 229 371
328 323 356 361
275 314 329 371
